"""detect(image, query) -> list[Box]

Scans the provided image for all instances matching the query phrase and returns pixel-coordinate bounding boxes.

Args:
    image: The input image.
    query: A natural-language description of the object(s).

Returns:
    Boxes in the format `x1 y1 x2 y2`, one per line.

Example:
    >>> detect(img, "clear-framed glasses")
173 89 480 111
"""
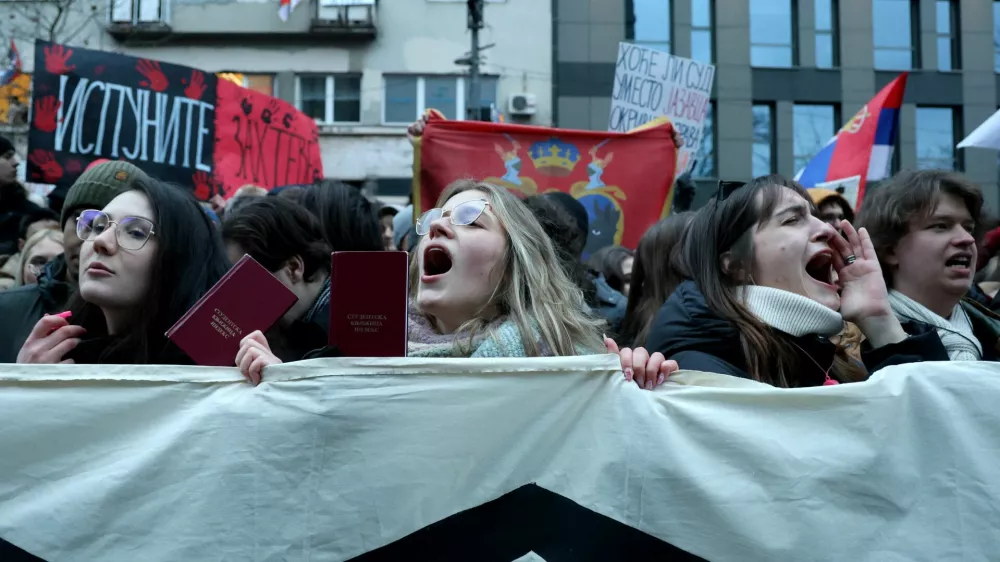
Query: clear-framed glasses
415 199 491 236
75 209 156 251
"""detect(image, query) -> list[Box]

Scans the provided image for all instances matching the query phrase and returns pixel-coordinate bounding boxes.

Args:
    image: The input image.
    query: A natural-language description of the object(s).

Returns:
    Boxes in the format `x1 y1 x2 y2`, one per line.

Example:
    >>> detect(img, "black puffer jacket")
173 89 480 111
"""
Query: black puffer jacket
645 281 949 386
0 255 72 362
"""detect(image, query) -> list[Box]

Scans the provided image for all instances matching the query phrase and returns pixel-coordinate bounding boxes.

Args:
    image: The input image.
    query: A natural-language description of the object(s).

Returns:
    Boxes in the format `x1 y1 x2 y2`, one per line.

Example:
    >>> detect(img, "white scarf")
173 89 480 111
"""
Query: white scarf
740 286 845 338
888 291 981 361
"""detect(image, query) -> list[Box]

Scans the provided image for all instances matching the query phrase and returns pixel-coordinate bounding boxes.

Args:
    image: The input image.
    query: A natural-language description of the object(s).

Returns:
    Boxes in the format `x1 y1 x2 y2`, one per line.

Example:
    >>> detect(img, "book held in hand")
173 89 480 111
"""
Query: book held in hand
166 254 298 366
329 251 409 357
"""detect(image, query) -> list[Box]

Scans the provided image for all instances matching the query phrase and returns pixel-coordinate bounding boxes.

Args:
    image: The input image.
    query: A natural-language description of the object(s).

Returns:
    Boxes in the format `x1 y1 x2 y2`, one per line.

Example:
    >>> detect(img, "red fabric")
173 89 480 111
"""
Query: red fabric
416 115 678 251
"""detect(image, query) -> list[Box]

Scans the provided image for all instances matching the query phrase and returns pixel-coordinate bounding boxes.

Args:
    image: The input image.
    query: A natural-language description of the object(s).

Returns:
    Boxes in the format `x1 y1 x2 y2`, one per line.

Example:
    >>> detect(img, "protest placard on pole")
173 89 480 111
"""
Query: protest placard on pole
608 42 714 177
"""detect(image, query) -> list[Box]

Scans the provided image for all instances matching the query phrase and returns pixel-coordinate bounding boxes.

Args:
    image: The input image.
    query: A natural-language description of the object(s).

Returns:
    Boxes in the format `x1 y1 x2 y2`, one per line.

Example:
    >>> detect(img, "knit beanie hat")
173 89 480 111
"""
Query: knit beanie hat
60 161 149 228
0 135 14 156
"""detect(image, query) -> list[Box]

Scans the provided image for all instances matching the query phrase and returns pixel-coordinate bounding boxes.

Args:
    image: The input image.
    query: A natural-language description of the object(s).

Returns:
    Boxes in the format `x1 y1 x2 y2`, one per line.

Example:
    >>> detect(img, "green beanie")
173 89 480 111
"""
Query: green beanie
60 161 150 228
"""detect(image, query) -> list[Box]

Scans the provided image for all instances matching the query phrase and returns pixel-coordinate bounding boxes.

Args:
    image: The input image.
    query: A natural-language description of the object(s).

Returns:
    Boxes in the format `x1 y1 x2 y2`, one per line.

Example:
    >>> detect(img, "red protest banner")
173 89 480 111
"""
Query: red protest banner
414 112 677 254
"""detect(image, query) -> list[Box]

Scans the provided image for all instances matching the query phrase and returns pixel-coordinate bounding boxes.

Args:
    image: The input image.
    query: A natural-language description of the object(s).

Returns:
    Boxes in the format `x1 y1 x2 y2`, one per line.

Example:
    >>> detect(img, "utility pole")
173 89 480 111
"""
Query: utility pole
465 0 484 120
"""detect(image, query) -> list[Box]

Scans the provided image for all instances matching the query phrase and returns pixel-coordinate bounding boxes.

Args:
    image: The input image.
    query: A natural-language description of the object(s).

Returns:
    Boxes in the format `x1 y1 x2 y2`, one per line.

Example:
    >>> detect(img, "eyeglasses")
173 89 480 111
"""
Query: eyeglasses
415 199 491 236
715 180 748 202
76 209 156 251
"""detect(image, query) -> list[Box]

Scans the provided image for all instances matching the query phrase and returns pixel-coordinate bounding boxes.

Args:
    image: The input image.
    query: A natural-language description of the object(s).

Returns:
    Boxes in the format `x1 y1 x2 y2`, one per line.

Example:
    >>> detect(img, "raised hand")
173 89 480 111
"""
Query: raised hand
17 314 86 364
183 70 206 100
605 337 679 390
236 330 282 386
192 170 214 200
29 150 63 183
33 96 62 133
136 59 169 92
44 45 76 74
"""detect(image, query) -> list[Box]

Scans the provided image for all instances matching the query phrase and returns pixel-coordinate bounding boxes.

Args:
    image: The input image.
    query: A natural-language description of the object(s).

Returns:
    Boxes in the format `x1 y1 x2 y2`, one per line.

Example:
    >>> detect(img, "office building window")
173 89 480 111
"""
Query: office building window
752 104 774 177
693 102 715 178
916 107 959 170
994 2 1000 71
936 1 959 71
815 0 838 68
631 0 672 53
382 75 498 124
873 0 917 70
750 0 795 67
296 75 361 124
691 0 712 63
793 104 836 172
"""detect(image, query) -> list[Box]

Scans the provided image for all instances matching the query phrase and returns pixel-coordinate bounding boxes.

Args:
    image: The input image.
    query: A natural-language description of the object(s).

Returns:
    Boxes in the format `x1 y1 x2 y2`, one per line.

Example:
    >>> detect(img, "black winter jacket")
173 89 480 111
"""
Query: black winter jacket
0 255 72 362
645 281 950 386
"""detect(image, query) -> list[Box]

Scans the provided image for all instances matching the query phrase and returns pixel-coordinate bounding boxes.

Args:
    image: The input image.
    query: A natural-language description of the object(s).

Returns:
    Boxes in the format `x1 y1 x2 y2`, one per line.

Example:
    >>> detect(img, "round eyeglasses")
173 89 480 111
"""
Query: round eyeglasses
415 199 491 236
76 209 156 251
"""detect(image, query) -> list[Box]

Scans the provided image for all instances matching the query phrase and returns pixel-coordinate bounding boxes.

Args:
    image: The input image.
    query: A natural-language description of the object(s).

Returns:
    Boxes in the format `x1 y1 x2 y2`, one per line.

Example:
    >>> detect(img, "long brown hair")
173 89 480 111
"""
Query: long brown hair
620 212 694 347
685 175 866 386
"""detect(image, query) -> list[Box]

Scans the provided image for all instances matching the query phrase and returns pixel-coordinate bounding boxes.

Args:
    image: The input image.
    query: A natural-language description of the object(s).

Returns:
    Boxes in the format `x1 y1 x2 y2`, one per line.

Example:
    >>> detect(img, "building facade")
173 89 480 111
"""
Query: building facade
0 0 553 203
554 0 1000 210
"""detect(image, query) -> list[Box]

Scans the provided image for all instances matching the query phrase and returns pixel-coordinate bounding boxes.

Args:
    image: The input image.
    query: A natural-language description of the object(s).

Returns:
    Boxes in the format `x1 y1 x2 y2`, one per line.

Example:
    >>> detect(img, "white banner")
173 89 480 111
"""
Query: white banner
608 42 715 177
1 357 999 561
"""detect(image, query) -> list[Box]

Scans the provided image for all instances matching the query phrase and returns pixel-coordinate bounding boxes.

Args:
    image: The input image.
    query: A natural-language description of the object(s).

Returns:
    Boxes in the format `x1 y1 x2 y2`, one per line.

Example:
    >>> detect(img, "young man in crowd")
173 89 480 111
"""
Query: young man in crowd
0 161 148 362
856 170 1000 362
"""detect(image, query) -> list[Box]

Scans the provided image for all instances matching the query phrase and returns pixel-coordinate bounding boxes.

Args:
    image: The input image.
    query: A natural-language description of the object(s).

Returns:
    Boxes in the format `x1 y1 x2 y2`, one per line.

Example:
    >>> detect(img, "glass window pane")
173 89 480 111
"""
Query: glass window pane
691 30 712 63
634 0 671 45
874 48 912 70
750 0 792 44
692 0 710 27
994 1 1000 72
751 45 793 67
793 104 835 173
384 76 418 124
816 33 833 68
425 77 457 120
937 37 952 71
815 0 832 31
693 102 715 178
299 76 327 122
752 104 773 177
873 0 912 49
333 76 360 123
916 107 955 170
936 1 950 34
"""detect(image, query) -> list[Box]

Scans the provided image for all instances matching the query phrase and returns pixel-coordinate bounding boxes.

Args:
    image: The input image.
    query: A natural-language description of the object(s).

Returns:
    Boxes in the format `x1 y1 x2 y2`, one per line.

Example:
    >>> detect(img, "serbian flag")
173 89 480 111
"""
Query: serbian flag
278 0 302 21
414 111 678 255
0 40 21 87
795 73 908 209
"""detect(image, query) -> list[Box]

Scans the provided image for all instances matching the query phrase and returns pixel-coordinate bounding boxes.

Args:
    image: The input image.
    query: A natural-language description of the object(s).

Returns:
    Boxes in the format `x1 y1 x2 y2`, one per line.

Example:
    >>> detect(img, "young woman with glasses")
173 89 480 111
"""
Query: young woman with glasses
237 179 606 385
16 177 231 365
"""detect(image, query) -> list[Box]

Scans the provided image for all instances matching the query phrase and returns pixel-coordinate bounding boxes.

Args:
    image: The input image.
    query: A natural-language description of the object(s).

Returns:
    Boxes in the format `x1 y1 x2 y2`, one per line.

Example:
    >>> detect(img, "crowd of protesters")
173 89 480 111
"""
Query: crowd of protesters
1 125 999 389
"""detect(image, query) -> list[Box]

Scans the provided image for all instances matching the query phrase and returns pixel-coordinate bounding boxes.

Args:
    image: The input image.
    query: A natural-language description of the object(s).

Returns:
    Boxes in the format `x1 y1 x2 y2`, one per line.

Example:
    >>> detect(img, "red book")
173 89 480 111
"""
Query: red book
166 254 298 366
329 251 409 357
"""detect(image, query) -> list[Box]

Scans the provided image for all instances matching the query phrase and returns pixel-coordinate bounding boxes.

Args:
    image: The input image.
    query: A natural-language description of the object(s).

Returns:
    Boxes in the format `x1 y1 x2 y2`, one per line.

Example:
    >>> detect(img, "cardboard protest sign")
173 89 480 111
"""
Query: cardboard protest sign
609 42 714 176
28 40 323 202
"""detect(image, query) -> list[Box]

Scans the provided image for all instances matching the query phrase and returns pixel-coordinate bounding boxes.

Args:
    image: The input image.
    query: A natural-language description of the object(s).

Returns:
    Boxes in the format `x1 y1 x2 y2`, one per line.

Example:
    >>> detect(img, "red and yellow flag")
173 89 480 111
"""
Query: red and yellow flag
413 112 678 253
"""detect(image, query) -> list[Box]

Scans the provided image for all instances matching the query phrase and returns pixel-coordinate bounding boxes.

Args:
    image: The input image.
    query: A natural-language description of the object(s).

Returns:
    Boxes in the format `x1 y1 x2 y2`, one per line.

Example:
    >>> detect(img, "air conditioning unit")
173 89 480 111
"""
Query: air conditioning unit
508 93 536 116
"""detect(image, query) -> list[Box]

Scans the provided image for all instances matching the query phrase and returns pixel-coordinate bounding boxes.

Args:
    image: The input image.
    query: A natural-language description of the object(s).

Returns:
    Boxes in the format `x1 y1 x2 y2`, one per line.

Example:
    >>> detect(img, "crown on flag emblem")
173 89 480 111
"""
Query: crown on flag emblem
528 139 581 177
839 105 871 135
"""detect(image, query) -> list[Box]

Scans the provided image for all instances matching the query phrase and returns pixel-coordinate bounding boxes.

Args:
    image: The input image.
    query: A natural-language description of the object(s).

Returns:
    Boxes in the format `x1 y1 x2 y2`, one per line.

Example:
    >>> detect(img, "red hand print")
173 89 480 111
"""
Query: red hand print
192 171 214 200
33 96 62 133
29 150 63 184
44 45 76 75
65 159 84 174
136 59 169 92
182 70 206 100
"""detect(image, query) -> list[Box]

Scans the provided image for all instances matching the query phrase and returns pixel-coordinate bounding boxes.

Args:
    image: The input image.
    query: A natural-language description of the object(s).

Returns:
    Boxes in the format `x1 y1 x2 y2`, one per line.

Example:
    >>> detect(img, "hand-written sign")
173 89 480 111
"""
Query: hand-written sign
608 42 714 176
28 40 323 202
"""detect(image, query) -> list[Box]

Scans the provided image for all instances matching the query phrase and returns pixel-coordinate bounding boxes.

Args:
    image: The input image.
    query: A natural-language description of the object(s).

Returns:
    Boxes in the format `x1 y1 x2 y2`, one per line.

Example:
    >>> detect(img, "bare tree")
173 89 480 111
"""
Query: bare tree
0 0 107 46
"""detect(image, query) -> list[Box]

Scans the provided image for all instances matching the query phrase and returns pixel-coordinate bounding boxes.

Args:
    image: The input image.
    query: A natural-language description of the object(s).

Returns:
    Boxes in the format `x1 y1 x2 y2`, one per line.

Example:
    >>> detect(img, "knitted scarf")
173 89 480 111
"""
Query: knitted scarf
406 302 540 358
889 290 981 361
740 286 845 338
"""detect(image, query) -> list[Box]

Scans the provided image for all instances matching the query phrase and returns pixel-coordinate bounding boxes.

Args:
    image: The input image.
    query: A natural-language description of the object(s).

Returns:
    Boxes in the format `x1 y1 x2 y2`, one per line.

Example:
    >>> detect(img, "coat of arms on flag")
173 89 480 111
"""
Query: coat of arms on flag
795 73 908 210
414 111 678 255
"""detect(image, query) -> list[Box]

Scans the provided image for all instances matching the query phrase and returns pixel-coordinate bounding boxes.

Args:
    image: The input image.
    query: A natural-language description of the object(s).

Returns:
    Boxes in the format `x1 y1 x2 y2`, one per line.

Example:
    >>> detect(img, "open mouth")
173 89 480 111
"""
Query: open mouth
806 252 835 286
945 255 972 270
423 246 453 277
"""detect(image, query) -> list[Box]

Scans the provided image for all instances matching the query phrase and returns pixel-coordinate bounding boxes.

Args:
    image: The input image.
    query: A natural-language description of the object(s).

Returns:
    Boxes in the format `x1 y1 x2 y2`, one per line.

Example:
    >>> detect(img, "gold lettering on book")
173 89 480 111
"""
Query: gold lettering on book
346 314 387 334
210 308 244 340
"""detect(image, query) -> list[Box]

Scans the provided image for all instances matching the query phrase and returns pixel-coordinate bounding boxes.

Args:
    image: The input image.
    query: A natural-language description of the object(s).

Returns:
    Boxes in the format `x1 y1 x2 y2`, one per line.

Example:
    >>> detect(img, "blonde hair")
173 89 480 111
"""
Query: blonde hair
16 229 62 286
235 184 268 198
412 180 605 356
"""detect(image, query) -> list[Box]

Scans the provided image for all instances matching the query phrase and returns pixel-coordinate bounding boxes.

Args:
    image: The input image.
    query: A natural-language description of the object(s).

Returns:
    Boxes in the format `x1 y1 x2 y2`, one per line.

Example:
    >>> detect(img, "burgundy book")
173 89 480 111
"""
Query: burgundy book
329 251 409 357
166 254 298 366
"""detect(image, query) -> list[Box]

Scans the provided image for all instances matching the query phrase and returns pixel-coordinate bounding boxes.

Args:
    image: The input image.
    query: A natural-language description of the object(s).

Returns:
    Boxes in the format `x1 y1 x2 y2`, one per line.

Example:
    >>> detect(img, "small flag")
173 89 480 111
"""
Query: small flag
0 40 21 87
278 0 302 21
795 73 908 209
